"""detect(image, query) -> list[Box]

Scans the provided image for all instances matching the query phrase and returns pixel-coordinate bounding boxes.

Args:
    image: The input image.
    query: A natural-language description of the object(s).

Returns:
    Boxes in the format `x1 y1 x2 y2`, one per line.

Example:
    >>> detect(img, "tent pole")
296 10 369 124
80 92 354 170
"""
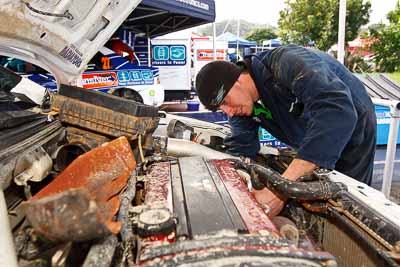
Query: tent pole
222 19 231 34
147 34 151 67
236 19 240 61
146 25 151 67
213 23 217 60
338 0 346 64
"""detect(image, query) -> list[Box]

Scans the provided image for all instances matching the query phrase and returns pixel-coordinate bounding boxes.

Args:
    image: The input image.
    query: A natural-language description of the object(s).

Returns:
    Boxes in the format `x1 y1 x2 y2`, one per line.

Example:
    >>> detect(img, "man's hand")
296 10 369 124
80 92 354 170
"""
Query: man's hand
252 158 318 217
253 188 286 217
282 158 318 181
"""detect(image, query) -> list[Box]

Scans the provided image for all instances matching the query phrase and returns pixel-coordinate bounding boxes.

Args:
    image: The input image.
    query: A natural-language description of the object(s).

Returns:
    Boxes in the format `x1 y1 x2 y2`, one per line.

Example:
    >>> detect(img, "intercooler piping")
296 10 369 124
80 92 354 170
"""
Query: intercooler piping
231 160 347 201
166 138 239 160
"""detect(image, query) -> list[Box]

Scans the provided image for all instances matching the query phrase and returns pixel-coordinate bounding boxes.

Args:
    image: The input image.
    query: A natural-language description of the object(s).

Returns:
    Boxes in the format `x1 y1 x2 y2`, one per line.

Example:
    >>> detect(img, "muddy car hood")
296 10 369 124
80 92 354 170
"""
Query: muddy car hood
0 0 141 86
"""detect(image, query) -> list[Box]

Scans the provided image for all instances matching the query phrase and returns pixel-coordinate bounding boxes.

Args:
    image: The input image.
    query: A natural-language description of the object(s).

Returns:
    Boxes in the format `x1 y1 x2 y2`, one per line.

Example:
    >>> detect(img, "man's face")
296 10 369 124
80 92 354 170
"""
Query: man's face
219 81 254 117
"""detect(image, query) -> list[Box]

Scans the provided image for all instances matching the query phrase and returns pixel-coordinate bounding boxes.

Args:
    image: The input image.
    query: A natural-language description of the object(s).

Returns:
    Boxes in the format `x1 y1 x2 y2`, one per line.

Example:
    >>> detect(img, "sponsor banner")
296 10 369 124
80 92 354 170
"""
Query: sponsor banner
259 128 276 142
259 127 287 148
260 140 287 148
376 110 391 125
82 72 119 89
82 70 155 89
117 70 154 86
197 49 225 61
152 45 186 66
176 0 209 10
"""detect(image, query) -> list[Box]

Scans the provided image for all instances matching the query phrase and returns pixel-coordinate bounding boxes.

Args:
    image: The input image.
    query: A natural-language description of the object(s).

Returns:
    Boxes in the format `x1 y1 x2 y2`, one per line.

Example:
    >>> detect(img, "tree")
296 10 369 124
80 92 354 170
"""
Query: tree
278 0 371 51
244 27 278 45
370 2 400 72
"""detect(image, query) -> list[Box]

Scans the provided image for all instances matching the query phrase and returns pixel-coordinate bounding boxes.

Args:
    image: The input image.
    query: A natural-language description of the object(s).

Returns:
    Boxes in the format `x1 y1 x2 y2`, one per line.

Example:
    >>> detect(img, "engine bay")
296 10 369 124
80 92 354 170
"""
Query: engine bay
2 84 400 267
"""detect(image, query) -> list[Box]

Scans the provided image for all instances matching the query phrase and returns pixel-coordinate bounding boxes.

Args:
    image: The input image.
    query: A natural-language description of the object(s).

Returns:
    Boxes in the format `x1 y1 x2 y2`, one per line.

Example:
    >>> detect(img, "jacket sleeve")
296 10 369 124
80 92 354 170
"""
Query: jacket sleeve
265 45 358 169
224 116 260 159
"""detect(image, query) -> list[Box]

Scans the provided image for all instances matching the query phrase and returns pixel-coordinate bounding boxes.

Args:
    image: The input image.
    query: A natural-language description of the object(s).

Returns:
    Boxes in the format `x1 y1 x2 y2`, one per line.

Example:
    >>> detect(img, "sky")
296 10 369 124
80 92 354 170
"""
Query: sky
215 0 399 26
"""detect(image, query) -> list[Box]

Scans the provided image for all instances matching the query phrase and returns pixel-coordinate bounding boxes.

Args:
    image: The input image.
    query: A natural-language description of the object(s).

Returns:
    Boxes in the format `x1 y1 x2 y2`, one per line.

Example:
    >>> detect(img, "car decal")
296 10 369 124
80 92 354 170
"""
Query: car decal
59 45 83 68
82 72 119 89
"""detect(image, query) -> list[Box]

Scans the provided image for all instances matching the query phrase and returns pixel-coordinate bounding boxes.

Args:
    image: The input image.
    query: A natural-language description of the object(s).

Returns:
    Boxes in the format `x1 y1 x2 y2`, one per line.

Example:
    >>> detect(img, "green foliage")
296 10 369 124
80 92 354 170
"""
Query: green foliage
278 0 371 51
344 51 373 73
244 27 278 44
388 72 400 83
370 2 400 72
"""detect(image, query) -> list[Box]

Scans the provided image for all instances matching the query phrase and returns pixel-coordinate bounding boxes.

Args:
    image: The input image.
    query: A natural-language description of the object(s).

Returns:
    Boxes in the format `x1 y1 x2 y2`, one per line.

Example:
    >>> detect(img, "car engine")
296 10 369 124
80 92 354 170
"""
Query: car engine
1 84 400 267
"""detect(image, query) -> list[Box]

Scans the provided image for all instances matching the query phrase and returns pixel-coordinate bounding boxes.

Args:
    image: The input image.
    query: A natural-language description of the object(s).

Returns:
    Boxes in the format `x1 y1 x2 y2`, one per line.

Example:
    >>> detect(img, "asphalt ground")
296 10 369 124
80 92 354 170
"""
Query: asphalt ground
372 145 400 203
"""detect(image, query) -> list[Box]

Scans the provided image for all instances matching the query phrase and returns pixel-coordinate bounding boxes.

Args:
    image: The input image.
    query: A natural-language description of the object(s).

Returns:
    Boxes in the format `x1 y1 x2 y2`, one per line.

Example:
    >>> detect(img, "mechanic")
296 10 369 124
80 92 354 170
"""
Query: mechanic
195 44 376 216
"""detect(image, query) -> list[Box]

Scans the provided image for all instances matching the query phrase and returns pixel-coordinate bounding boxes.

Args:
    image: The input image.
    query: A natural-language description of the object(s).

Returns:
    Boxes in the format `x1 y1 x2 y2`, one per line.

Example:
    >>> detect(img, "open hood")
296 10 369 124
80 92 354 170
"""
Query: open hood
122 0 216 37
0 0 141 85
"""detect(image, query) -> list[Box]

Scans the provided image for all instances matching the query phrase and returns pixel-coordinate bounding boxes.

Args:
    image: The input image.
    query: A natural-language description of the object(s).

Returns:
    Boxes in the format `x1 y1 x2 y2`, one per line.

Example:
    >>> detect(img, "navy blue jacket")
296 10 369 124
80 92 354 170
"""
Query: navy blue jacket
225 45 376 185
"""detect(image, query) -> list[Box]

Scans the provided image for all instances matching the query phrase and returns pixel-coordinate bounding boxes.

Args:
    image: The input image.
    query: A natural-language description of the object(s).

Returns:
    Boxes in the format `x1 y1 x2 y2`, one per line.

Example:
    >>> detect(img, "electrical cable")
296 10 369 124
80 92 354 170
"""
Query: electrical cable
25 2 74 20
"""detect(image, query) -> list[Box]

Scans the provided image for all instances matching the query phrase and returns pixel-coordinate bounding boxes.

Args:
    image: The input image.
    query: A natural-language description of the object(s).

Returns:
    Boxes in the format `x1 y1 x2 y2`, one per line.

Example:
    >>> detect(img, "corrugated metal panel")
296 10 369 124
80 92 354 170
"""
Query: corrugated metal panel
356 74 400 100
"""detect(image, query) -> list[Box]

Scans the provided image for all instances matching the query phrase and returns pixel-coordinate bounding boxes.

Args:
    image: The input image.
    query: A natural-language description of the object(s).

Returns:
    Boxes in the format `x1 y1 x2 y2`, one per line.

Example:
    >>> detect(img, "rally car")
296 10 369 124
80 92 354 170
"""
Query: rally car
2 2 400 267
2 46 164 106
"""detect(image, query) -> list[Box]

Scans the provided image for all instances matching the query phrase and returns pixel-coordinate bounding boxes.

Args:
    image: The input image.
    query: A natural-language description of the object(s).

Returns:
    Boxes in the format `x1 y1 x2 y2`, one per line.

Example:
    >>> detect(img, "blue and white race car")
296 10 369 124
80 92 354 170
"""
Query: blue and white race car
2 46 164 106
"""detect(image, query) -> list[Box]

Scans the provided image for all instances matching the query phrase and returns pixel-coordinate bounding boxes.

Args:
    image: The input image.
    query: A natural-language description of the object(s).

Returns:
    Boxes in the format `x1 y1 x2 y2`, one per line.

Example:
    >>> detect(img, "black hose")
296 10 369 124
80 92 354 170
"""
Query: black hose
117 171 137 265
118 172 137 242
230 159 347 201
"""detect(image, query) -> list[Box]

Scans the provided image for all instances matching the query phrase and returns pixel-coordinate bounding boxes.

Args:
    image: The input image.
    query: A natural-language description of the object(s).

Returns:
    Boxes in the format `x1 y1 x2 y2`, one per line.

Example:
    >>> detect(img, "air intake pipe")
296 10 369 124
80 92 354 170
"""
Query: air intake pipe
166 138 238 160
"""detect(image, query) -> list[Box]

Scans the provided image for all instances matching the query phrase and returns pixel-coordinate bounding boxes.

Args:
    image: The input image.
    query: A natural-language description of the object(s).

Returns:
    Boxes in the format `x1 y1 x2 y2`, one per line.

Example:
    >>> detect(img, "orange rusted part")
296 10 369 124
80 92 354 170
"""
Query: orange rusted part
24 136 136 242
301 202 328 213
24 188 116 241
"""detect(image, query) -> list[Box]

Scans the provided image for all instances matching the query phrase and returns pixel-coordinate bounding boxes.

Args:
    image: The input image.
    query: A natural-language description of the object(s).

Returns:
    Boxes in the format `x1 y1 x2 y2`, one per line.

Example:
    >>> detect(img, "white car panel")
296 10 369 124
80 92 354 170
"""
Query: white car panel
0 0 141 85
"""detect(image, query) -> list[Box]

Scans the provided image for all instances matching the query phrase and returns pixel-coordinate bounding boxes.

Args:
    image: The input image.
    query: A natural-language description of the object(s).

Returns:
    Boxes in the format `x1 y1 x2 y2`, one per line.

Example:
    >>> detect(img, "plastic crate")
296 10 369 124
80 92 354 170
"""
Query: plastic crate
375 105 400 145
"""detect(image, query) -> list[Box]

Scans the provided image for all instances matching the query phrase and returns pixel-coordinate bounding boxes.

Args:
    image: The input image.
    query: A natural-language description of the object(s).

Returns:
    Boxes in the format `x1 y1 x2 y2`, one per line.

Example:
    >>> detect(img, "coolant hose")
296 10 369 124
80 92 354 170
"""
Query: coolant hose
231 160 347 201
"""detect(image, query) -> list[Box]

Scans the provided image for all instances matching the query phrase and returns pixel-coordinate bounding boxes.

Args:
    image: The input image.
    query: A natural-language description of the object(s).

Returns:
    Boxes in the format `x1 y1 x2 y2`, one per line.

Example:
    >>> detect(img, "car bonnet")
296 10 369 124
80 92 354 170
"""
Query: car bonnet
0 0 141 87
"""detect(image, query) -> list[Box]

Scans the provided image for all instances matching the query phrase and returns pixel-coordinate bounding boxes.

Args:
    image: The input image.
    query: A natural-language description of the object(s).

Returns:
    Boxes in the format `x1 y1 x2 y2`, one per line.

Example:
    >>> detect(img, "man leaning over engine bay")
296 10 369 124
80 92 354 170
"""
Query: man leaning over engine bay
195 44 377 217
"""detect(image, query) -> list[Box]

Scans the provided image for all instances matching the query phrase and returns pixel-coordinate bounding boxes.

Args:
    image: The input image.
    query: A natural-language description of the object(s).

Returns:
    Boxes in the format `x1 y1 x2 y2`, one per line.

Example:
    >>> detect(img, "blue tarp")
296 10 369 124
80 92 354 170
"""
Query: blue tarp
142 0 215 22
263 38 281 48
217 32 257 48
123 0 216 37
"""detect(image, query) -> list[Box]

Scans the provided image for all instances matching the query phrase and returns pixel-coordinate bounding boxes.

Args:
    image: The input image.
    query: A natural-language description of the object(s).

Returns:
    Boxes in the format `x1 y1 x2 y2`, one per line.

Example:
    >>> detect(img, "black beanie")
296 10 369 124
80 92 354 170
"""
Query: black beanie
195 61 242 111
